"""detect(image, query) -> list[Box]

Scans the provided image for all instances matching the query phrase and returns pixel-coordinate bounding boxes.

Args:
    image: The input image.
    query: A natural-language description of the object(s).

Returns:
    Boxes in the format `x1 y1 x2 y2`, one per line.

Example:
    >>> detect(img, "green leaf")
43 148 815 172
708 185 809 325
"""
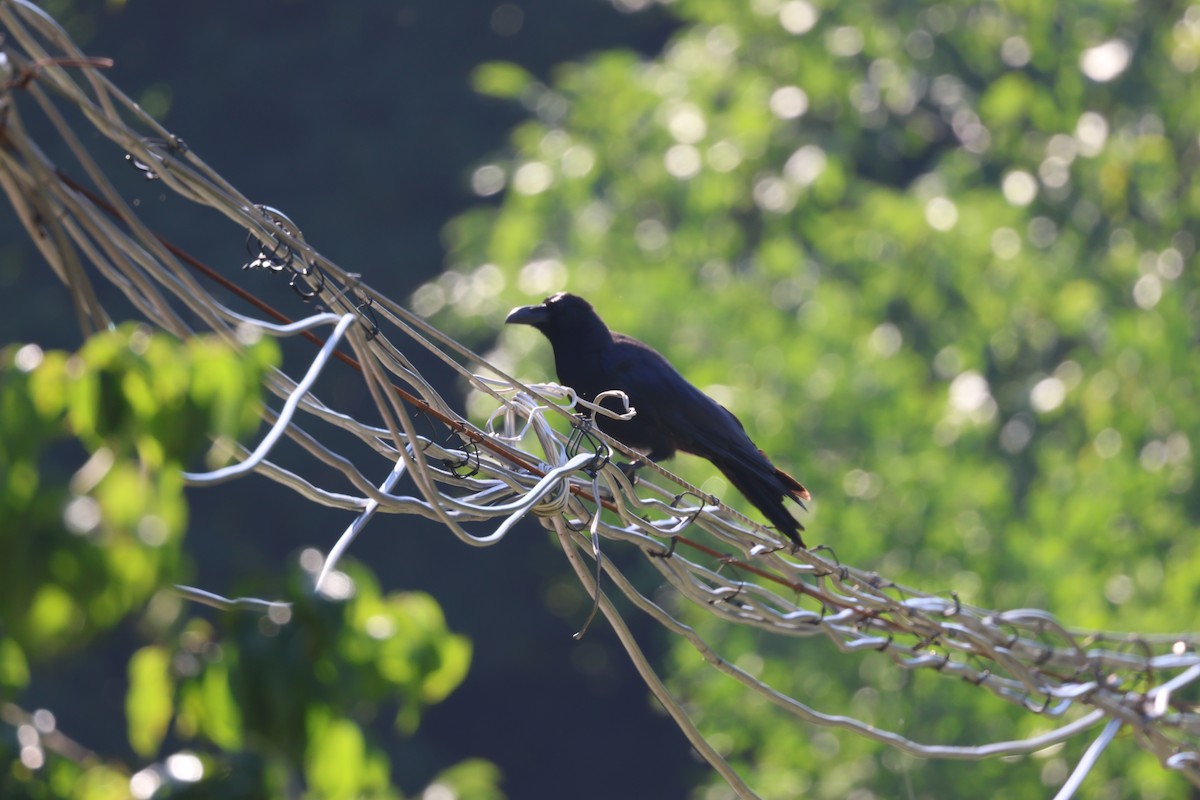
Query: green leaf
28 584 81 646
72 764 135 800
421 632 472 705
0 637 30 690
305 711 367 800
126 645 174 757
199 660 244 751
471 61 534 99
426 758 506 800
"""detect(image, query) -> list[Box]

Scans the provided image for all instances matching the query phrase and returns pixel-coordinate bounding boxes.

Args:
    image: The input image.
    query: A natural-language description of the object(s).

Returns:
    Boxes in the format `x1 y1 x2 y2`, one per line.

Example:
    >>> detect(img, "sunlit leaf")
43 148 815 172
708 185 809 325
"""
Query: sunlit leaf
472 61 535 99
305 712 367 800
127 645 174 757
0 637 30 690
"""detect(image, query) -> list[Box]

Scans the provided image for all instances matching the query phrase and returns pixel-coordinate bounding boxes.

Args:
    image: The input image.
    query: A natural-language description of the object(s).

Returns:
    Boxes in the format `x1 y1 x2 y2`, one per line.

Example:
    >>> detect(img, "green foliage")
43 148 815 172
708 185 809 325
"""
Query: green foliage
423 0 1200 796
0 325 276 660
2 328 499 799
0 638 30 692
117 564 477 799
428 759 506 800
128 646 175 758
472 61 537 100
148 566 473 757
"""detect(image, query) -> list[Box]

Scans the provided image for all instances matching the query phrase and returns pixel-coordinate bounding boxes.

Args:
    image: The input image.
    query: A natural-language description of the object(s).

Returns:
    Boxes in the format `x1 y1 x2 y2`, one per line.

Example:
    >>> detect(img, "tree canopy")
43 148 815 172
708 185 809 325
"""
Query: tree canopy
4 0 1199 797
425 0 1200 796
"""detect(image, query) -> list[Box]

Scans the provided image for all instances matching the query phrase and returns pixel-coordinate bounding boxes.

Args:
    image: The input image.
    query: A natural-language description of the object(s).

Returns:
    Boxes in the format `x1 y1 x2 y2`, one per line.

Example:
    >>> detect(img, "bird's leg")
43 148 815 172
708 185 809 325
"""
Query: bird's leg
617 458 646 482
770 536 803 555
807 544 846 579
619 445 673 482
647 536 679 559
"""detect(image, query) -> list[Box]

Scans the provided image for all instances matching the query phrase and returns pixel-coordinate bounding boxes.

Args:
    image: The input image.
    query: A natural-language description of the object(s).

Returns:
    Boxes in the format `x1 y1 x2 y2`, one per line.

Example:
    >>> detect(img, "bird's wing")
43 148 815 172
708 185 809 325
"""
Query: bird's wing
604 339 754 458
603 336 810 539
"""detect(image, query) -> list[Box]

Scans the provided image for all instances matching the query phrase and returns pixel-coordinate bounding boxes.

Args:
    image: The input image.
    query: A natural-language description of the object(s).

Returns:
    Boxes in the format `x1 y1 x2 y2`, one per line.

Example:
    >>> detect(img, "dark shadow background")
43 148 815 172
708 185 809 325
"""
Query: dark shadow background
0 1 704 796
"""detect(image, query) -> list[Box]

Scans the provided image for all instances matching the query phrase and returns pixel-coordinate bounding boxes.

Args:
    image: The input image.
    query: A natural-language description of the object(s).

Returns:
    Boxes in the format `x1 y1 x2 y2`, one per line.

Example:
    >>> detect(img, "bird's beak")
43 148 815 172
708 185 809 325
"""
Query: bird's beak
505 304 549 327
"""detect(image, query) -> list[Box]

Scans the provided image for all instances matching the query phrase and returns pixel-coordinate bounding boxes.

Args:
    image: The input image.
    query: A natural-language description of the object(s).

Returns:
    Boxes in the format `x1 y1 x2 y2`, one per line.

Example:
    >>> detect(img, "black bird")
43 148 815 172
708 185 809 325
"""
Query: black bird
505 292 811 548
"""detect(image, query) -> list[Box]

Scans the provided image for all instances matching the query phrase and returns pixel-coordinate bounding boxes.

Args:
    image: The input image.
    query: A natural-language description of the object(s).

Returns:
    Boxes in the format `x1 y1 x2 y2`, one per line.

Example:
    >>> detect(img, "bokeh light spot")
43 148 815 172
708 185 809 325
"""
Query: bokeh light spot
512 161 553 195
1081 39 1132 82
1030 377 1066 413
924 196 958 231
165 753 204 783
490 4 524 37
949 371 991 413
707 140 742 172
1001 36 1031 67
664 144 701 178
769 86 809 119
1094 428 1122 458
783 145 826 186
1075 111 1109 156
14 343 43 372
1133 274 1162 309
827 26 864 57
471 164 506 196
779 0 818 35
1002 170 1038 206
666 103 707 144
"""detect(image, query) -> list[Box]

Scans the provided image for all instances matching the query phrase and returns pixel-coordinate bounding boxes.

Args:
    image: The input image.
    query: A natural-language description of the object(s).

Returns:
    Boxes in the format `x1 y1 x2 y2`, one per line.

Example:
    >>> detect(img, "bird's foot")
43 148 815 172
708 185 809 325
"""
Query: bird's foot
647 536 679 559
758 535 806 555
617 459 644 483
807 544 850 579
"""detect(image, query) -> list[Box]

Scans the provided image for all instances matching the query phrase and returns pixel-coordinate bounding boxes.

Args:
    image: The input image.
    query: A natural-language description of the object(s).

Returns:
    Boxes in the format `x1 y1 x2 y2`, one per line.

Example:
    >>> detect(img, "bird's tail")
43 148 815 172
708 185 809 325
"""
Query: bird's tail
774 464 811 505
716 457 809 548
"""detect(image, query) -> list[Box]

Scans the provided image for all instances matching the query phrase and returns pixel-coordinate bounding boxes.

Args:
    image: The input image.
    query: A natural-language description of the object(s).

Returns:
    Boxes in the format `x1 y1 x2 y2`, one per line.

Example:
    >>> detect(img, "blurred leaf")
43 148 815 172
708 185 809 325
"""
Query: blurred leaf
426 758 507 800
0 637 30 692
472 61 535 99
27 584 81 647
0 327 275 658
71 764 132 800
305 711 368 800
127 645 173 757
979 73 1034 128
421 630 472 705
189 659 244 752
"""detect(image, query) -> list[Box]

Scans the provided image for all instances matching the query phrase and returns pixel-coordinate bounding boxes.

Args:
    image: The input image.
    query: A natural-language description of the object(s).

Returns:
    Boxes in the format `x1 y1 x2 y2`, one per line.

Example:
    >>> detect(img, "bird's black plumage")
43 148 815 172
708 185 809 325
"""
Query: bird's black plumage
506 292 811 548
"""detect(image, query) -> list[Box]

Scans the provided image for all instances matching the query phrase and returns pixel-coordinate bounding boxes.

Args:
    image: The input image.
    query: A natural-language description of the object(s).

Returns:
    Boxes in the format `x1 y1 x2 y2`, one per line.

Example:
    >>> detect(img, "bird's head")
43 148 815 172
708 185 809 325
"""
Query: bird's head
504 292 603 336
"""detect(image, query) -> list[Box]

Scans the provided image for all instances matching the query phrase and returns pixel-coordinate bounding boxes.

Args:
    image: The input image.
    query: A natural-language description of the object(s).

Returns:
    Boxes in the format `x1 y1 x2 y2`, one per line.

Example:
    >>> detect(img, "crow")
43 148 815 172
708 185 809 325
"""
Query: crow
505 292 811 548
